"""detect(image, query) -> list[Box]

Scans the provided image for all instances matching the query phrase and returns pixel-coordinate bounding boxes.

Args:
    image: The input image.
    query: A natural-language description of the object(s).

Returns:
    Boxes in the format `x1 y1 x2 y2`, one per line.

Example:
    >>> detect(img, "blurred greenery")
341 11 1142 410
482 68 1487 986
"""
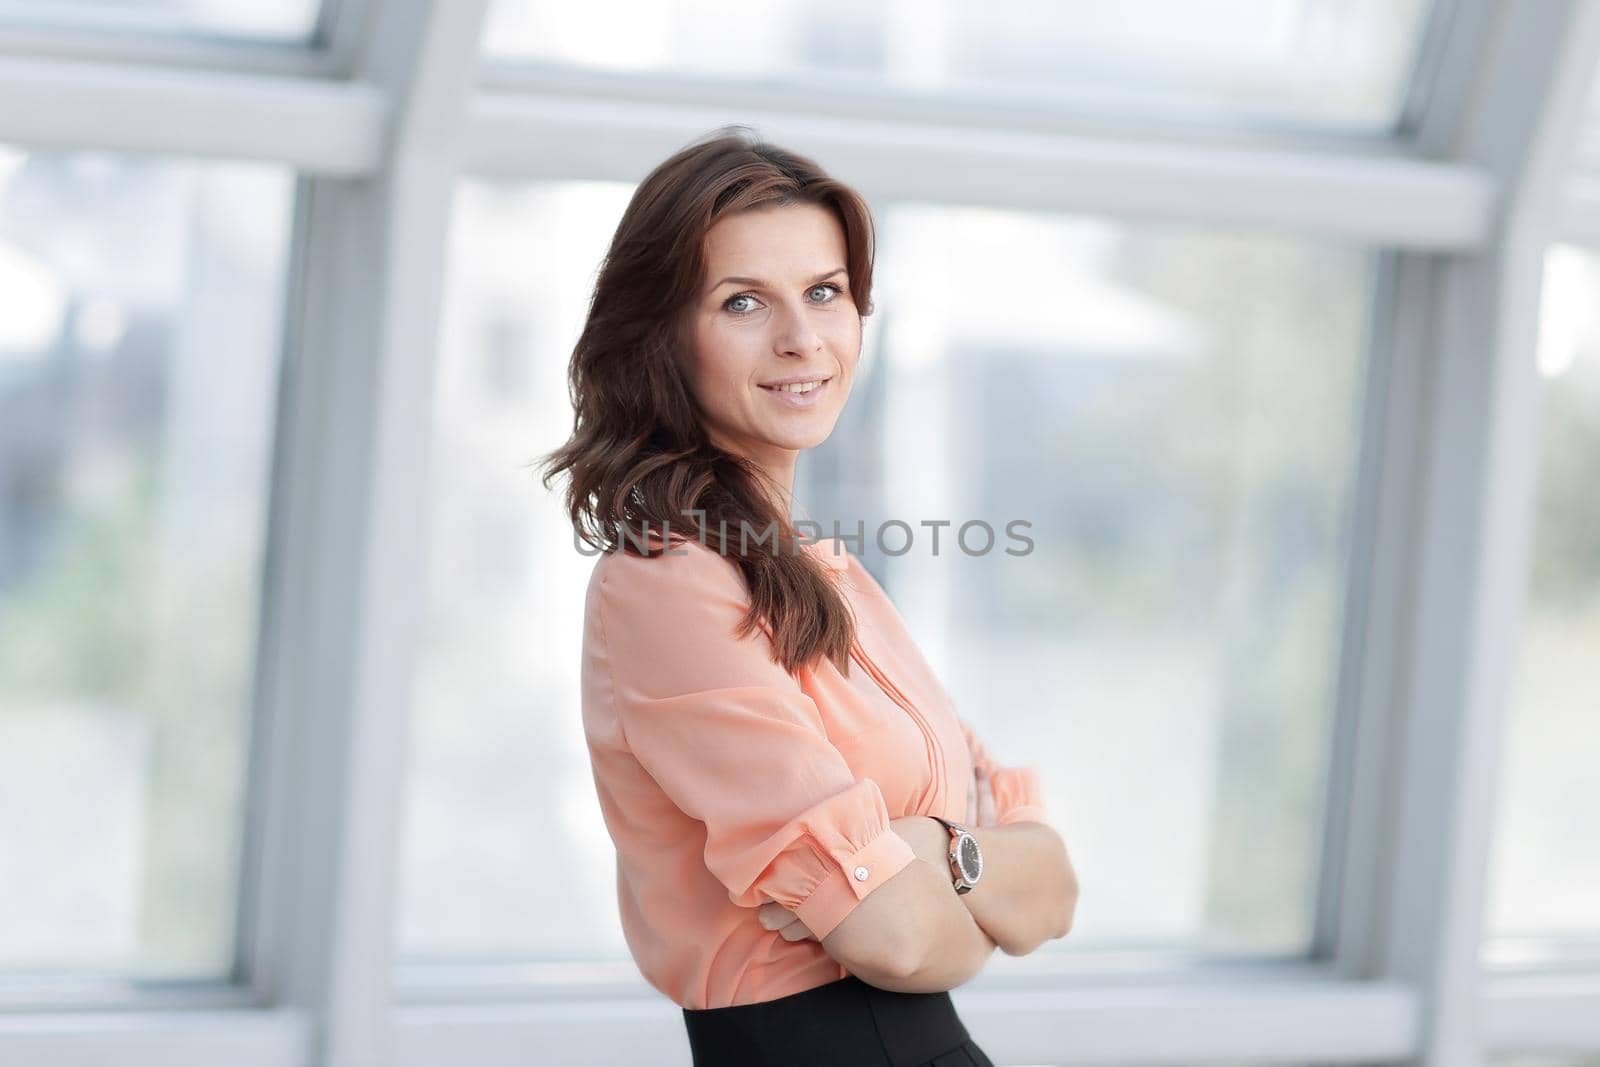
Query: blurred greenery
0 422 253 977
0 451 155 700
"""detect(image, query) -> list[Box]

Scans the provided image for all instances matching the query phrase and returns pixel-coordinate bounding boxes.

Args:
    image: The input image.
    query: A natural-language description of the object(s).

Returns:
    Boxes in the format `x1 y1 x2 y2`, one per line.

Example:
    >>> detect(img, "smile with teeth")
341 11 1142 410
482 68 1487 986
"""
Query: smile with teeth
762 378 829 394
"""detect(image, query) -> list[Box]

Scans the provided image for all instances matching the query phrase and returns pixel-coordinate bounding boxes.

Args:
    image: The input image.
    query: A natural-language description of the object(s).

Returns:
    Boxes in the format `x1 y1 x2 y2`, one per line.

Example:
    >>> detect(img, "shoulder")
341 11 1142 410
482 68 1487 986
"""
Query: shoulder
588 537 787 686
594 536 744 597
589 536 757 637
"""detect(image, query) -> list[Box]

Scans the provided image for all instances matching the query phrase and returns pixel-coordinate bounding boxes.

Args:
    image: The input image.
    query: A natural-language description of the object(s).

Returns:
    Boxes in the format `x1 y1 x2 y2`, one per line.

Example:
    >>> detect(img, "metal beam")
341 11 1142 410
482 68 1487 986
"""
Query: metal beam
392 969 1418 1067
1362 4 1600 1066
240 1 490 1065
0 1010 307 1067
0 51 1497 250
462 91 1495 250
0 54 383 173
1484 974 1600 1051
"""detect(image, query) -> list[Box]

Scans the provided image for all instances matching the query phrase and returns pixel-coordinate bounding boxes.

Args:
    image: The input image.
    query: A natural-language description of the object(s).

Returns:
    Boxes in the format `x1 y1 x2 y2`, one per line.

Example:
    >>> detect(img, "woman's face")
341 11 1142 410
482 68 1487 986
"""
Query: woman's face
679 202 861 468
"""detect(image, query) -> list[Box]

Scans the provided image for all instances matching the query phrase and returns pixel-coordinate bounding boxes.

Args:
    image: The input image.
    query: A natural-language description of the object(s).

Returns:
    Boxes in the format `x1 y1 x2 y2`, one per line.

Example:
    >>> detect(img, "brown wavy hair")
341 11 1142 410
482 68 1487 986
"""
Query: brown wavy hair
535 125 878 677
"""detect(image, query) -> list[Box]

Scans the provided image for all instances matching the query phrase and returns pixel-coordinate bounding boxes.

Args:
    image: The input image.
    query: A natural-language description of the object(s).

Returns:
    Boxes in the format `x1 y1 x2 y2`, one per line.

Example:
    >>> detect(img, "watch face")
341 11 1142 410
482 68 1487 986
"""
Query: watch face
958 834 982 882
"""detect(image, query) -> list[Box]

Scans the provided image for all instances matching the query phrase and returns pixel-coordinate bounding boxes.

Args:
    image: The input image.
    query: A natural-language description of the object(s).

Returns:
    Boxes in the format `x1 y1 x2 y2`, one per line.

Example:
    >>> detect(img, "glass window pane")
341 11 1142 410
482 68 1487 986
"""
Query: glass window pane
813 208 1371 958
1485 244 1600 964
483 0 1435 132
399 179 1375 966
399 180 638 966
0 146 294 980
0 0 320 42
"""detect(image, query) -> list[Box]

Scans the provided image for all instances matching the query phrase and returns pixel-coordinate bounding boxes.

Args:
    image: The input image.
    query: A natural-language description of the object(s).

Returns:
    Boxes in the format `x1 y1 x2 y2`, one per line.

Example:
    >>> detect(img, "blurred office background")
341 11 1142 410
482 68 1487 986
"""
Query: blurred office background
0 1 1597 1065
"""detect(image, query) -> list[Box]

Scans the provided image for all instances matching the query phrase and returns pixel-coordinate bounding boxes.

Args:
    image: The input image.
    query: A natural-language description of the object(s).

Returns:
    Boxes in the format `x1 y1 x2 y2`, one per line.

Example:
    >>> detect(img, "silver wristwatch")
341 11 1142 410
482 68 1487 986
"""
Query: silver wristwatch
929 815 983 894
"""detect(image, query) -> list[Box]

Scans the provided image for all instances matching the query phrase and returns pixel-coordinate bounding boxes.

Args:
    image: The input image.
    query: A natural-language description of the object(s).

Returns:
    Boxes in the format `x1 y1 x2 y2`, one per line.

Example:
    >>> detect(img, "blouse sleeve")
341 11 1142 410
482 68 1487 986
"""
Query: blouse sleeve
596 541 917 941
959 717 1050 826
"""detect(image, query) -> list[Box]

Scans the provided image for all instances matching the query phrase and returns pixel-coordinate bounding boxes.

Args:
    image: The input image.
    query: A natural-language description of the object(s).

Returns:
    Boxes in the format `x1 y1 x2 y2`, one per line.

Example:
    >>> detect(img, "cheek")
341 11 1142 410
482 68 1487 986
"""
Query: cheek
829 319 863 378
687 331 754 408
833 309 862 346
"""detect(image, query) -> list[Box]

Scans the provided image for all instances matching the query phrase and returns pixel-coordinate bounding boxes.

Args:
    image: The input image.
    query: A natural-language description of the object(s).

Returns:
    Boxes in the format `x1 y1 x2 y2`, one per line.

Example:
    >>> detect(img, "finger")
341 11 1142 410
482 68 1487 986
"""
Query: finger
779 920 815 942
759 903 818 942
773 911 813 941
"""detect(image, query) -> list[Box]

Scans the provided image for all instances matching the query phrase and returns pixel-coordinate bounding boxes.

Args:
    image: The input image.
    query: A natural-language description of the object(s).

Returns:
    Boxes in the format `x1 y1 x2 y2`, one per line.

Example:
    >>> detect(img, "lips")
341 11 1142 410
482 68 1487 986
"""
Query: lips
759 376 833 405
759 376 833 391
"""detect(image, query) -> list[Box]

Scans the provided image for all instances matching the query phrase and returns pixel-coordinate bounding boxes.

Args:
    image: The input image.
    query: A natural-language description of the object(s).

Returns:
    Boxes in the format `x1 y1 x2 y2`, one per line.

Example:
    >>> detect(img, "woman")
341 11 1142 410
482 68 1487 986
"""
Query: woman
539 125 1079 1066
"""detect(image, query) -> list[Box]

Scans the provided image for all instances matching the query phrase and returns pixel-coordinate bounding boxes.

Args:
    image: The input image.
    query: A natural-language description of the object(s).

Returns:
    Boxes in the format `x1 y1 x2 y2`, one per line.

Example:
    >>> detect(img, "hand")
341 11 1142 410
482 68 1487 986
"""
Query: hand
967 764 998 827
758 901 818 942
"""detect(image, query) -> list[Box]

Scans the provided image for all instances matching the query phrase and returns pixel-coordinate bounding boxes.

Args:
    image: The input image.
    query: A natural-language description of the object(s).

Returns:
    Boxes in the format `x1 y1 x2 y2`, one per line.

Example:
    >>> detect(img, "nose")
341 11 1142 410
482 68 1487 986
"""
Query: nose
772 297 824 358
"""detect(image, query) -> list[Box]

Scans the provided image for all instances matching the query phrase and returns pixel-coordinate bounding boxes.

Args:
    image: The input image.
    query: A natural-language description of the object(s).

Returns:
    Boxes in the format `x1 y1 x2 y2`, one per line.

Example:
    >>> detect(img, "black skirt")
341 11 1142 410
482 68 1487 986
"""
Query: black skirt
680 973 996 1067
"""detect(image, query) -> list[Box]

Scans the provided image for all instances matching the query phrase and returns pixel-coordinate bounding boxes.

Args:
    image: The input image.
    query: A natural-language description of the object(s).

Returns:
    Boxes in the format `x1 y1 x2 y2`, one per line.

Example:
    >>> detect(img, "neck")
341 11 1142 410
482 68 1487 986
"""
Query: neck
708 432 799 520
750 454 797 519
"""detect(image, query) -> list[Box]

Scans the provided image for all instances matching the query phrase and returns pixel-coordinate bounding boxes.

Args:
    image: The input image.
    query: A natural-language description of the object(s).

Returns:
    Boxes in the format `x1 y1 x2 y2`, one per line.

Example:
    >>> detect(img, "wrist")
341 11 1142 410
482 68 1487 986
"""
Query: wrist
889 814 953 869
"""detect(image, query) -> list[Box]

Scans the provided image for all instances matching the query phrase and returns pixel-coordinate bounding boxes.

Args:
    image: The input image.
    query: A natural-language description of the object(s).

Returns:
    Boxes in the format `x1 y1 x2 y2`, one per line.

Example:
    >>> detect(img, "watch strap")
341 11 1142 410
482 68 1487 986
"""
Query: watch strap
927 815 978 893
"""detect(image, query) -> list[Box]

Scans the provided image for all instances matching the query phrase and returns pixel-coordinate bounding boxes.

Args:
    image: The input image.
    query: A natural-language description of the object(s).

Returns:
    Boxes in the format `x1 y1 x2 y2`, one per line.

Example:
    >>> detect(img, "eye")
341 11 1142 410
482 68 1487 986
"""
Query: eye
721 282 847 316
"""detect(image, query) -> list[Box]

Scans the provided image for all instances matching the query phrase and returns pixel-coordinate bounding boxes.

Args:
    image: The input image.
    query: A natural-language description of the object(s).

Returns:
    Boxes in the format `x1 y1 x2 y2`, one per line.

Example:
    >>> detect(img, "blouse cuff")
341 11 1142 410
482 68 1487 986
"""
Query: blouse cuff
989 766 1049 826
791 824 916 941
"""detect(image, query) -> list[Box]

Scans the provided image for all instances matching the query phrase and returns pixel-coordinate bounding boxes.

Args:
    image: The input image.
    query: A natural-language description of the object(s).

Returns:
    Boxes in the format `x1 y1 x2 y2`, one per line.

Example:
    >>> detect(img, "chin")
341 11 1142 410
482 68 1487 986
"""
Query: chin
769 422 839 451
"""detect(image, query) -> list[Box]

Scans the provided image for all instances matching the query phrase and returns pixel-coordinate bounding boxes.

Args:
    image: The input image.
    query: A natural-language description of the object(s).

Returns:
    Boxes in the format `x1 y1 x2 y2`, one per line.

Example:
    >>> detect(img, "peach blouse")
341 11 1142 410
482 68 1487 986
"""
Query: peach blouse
580 533 1049 1010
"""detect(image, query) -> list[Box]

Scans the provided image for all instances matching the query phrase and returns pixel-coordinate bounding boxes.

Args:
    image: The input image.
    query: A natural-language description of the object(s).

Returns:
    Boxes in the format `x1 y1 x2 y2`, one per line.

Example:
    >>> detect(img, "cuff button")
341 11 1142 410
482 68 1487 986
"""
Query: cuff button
853 865 870 882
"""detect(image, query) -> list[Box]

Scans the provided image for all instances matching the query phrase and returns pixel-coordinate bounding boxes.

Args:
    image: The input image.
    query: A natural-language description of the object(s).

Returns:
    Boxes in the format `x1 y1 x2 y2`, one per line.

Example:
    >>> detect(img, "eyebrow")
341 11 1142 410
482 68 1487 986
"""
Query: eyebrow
710 267 847 291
